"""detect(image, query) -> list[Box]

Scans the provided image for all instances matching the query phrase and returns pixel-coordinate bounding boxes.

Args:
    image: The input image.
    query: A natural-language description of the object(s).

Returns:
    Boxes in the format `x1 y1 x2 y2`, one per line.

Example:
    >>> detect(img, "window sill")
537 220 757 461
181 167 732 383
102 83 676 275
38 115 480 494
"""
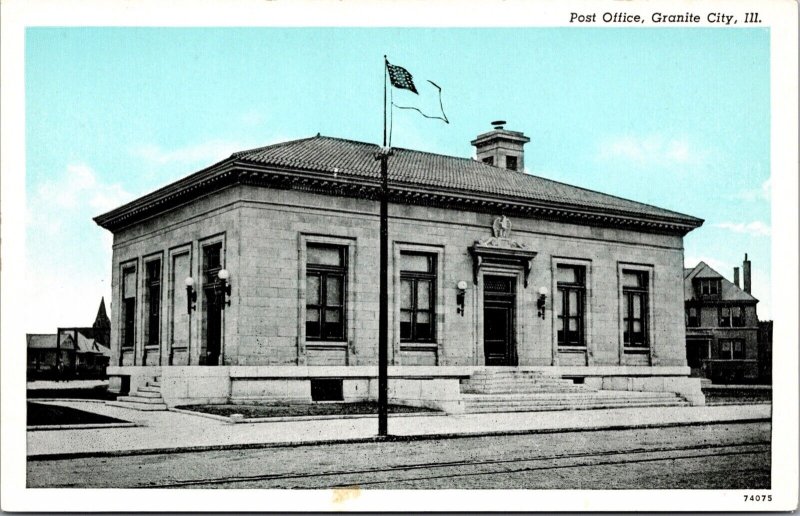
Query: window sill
400 343 438 351
623 347 650 354
306 341 348 348
558 346 587 351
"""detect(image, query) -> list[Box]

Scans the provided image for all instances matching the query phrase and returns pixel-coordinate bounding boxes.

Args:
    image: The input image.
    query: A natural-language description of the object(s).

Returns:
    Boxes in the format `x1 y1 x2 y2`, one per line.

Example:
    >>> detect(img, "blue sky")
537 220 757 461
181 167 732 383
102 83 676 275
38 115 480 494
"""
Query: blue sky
24 27 771 331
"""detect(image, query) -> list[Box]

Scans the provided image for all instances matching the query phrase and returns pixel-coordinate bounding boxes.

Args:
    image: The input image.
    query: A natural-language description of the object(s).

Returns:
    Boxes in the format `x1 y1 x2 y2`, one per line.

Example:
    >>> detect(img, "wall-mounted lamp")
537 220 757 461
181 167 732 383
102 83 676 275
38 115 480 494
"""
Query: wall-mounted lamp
537 286 548 319
217 268 232 307
185 276 197 314
456 280 468 316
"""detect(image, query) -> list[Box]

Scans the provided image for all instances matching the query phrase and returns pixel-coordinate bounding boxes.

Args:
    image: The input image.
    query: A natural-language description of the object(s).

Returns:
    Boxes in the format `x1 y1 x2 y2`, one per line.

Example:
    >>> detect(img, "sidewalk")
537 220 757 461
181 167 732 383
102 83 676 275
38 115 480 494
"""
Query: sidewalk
26 400 771 459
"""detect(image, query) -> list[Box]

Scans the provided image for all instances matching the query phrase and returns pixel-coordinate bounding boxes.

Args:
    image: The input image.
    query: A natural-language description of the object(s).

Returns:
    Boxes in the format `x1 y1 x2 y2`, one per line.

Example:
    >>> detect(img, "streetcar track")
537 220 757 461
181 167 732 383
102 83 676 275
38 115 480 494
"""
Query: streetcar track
144 440 770 489
318 447 769 489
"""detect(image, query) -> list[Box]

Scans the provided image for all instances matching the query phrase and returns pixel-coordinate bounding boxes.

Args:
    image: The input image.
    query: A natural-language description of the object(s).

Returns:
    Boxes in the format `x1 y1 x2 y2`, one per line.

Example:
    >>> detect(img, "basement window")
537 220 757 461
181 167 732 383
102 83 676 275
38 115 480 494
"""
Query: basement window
310 379 344 402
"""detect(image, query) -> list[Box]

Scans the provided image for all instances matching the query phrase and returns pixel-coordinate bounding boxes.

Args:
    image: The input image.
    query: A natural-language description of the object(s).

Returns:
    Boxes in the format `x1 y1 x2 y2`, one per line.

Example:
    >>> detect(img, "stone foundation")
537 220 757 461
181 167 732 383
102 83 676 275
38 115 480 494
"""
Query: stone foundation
106 365 705 410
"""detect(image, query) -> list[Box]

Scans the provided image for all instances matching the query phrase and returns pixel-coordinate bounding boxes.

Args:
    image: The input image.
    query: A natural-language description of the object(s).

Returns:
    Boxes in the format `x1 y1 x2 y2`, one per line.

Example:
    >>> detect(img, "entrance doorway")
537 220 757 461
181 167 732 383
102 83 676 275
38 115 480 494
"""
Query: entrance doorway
483 275 517 366
202 289 222 365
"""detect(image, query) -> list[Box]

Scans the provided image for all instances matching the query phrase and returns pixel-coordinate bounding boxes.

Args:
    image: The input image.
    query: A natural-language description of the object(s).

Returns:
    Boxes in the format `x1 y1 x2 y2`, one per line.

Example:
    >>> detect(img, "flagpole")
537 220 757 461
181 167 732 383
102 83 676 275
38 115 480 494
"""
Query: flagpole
383 55 388 148
378 55 390 437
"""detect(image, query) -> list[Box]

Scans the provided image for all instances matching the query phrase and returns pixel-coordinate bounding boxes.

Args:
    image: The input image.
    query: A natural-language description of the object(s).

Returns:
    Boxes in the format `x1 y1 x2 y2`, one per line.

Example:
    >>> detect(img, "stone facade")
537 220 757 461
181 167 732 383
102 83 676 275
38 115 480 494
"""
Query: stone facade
99 130 705 407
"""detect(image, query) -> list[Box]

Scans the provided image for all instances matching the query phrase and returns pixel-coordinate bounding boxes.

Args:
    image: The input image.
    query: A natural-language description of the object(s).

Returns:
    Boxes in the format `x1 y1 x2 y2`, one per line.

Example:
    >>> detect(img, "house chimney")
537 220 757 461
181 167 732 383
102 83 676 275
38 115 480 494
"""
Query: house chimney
471 121 530 172
733 267 740 288
743 253 751 294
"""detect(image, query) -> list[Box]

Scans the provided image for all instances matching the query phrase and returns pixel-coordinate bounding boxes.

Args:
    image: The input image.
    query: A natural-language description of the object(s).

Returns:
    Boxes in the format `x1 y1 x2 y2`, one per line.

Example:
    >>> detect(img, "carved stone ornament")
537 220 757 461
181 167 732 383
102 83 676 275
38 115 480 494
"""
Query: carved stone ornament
469 215 537 287
477 215 531 250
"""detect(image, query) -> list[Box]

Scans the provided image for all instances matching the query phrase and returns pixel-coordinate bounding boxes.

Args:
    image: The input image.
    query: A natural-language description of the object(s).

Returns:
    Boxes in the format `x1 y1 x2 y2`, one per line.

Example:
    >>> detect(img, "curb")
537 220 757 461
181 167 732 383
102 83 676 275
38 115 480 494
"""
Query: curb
28 398 110 404
169 407 446 424
27 416 771 462
27 422 138 431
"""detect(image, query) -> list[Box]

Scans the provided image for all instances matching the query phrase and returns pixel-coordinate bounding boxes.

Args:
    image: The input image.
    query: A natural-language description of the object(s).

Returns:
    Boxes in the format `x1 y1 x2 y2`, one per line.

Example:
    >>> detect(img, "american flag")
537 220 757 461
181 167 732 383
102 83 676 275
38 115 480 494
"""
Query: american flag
387 62 418 94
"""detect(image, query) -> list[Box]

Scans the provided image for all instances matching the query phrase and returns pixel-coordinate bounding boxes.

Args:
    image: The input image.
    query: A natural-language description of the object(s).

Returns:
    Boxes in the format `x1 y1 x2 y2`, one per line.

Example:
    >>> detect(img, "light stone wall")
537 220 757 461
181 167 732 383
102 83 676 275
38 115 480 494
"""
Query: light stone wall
108 182 689 372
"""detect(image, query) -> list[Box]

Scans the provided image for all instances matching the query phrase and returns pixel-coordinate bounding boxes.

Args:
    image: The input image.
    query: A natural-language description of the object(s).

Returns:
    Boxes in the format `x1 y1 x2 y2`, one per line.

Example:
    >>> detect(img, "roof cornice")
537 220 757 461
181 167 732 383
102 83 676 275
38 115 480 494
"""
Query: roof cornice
94 160 704 236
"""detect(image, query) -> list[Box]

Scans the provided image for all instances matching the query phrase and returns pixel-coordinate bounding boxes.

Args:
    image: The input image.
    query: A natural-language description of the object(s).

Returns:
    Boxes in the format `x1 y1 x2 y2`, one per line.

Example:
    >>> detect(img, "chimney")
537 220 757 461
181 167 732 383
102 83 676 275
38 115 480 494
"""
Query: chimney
743 253 752 294
471 121 530 172
733 267 740 288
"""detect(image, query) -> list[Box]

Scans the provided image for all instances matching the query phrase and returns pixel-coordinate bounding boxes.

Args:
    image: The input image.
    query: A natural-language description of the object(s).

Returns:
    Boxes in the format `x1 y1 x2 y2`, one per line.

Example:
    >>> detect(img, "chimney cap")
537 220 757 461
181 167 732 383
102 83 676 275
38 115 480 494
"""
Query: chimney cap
491 120 506 130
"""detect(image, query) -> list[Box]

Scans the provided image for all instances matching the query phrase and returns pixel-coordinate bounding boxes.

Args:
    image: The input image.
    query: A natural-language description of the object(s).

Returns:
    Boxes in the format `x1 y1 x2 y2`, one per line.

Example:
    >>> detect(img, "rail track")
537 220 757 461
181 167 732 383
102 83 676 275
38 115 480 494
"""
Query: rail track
144 440 770 489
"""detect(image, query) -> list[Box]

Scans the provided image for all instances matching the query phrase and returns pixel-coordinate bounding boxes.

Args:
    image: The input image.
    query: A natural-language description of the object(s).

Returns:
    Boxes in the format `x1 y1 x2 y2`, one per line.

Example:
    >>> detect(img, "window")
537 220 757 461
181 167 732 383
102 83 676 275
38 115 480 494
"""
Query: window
144 260 161 347
203 244 222 284
557 265 585 347
622 270 648 348
400 252 436 342
482 156 494 166
687 306 700 327
732 306 746 327
505 155 518 171
306 245 346 341
121 266 136 349
716 339 745 360
719 306 731 327
698 278 720 296
718 305 746 328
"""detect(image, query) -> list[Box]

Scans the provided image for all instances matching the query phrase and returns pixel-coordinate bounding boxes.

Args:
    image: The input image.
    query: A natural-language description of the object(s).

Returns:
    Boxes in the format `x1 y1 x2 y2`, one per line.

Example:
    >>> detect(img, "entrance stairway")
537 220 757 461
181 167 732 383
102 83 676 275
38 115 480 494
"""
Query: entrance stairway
106 376 168 411
460 370 689 413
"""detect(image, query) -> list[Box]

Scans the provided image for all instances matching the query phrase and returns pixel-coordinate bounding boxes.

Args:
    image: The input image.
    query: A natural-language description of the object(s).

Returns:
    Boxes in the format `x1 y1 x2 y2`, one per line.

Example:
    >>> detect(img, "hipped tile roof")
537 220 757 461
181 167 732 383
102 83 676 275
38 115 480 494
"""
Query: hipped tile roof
233 136 699 222
95 135 703 233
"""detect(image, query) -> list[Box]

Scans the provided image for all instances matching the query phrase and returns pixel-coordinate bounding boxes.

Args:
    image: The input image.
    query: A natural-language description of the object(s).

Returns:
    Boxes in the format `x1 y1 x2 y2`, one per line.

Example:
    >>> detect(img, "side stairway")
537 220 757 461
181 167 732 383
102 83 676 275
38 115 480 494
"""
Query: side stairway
460 370 690 413
106 376 168 411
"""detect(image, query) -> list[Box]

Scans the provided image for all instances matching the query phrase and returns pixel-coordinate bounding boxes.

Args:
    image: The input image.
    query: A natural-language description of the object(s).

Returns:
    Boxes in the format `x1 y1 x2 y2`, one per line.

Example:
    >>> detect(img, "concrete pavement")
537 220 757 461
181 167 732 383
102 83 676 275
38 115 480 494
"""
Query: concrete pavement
27 399 771 459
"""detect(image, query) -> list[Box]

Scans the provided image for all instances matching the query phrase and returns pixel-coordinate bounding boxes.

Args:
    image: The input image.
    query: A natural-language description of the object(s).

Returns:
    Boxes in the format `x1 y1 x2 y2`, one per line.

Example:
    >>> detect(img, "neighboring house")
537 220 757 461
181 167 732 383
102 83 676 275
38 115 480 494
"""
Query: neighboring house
757 320 773 383
684 255 761 383
94 124 707 408
27 298 113 380
58 328 112 378
26 333 76 379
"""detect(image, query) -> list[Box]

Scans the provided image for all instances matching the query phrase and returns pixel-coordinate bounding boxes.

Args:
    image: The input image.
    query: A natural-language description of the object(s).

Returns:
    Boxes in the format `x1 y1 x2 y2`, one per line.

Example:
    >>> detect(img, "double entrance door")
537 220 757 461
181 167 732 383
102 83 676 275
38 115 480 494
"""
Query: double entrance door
483 275 517 366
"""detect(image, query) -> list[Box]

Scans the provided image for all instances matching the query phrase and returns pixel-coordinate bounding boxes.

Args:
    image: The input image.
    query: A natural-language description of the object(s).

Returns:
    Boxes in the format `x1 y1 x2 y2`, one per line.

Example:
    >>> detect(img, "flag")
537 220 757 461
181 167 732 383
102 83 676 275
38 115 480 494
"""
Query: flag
386 60 448 124
387 63 418 94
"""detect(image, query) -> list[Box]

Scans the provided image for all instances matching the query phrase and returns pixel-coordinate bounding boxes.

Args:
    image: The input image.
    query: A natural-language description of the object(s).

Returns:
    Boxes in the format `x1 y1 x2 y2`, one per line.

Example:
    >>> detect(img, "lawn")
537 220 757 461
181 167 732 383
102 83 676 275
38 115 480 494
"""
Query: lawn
178 402 439 419
27 380 115 401
27 402 129 426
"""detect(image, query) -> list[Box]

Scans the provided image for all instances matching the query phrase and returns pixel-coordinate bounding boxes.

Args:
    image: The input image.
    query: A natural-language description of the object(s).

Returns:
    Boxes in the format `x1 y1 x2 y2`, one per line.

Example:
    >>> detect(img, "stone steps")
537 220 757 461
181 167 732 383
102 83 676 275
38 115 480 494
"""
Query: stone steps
458 370 689 414
462 390 680 402
107 376 167 411
106 400 169 411
115 395 165 404
461 384 589 394
462 398 688 414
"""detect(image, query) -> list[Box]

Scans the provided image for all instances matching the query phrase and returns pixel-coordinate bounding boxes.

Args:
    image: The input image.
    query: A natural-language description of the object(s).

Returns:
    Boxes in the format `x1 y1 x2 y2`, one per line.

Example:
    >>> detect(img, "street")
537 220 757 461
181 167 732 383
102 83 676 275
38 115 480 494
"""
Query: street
28 421 770 489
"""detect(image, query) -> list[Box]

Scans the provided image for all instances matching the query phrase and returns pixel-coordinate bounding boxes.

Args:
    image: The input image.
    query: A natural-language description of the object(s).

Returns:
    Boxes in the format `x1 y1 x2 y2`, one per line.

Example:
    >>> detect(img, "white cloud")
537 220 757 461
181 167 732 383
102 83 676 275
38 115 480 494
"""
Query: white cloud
713 221 771 237
735 178 771 202
597 134 703 166
30 163 131 232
